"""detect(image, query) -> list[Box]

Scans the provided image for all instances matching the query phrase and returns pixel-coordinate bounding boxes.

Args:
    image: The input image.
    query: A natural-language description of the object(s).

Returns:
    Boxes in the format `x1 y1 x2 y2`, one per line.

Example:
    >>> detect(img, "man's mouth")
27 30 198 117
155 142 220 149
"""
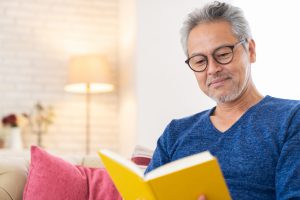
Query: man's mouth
208 77 231 87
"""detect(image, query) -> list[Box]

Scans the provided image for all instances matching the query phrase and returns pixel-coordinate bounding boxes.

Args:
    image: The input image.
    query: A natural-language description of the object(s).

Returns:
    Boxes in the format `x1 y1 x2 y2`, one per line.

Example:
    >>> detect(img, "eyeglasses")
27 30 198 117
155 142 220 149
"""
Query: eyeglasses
185 39 247 72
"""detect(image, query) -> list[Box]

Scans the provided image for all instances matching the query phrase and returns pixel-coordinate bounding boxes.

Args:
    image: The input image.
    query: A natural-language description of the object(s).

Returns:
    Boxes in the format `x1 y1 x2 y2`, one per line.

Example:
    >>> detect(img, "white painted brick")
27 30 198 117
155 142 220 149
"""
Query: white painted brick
50 5 78 15
15 18 45 28
0 59 32 67
0 0 119 154
5 9 37 20
0 1 20 8
0 17 15 26
19 2 54 14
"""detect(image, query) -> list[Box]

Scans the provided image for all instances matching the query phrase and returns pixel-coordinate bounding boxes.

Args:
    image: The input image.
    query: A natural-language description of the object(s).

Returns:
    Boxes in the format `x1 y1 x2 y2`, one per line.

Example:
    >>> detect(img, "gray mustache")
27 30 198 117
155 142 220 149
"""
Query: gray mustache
206 74 231 86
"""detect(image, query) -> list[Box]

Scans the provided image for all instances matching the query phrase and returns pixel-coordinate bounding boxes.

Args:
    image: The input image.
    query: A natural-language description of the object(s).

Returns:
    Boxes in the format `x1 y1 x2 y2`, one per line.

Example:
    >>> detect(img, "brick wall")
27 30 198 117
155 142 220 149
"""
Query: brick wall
0 0 119 155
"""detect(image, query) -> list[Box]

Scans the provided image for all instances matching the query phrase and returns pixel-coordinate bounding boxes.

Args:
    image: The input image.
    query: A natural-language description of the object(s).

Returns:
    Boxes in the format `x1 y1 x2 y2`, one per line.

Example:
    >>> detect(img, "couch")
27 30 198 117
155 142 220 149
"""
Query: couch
0 146 153 200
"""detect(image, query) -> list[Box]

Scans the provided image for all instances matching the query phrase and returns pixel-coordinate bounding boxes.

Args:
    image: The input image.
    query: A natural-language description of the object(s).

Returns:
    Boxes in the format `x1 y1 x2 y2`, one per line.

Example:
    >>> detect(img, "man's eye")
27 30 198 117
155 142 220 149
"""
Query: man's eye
196 59 206 65
218 52 231 57
216 52 232 59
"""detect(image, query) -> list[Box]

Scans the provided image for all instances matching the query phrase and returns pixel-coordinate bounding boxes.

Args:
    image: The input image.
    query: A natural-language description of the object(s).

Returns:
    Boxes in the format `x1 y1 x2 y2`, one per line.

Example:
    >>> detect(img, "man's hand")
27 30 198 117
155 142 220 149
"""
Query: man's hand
198 195 206 200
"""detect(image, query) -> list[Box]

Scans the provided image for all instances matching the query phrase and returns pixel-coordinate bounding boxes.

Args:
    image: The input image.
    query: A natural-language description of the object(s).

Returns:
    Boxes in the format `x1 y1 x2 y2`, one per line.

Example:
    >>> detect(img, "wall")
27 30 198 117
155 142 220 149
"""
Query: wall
2 0 299 155
118 0 137 157
136 0 300 149
0 0 119 155
233 0 300 99
136 0 214 149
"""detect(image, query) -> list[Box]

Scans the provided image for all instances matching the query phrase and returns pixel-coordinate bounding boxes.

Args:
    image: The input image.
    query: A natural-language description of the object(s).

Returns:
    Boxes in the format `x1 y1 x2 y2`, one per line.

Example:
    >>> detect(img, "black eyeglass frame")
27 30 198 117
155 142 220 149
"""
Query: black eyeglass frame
185 39 247 72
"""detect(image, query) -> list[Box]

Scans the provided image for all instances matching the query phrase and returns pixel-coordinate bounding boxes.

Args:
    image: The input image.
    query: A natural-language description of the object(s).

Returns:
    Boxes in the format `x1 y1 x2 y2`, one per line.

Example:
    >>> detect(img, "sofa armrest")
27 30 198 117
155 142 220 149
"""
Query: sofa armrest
0 158 29 200
0 187 14 200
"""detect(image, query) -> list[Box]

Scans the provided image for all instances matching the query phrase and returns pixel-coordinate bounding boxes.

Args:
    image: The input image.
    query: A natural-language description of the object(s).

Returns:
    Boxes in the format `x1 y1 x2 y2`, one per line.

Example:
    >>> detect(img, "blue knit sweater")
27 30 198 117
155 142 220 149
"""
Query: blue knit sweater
145 96 300 199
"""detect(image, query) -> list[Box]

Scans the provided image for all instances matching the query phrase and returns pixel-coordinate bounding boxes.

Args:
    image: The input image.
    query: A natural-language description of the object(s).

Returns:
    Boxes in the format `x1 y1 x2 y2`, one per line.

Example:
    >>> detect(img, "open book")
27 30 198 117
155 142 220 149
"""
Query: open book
99 150 231 200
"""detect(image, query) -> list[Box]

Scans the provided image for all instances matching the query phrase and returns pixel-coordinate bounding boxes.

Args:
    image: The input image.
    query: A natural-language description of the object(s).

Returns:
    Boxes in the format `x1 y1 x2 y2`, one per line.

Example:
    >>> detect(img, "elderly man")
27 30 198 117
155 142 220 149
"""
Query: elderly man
145 1 300 199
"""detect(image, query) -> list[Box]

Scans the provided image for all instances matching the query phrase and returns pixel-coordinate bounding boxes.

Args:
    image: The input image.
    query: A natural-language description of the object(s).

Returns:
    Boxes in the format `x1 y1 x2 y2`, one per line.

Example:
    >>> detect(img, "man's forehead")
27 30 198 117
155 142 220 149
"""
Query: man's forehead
187 21 237 55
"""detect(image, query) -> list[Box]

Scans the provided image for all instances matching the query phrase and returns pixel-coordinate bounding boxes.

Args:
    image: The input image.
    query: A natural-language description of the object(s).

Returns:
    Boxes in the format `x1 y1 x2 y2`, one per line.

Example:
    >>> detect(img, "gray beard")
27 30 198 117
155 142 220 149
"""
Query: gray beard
209 81 242 104
206 68 251 104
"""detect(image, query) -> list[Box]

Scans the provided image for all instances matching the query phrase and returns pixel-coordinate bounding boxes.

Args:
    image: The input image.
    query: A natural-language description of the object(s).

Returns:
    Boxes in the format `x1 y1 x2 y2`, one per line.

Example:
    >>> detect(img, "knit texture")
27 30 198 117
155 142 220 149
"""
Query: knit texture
23 146 122 200
145 96 300 199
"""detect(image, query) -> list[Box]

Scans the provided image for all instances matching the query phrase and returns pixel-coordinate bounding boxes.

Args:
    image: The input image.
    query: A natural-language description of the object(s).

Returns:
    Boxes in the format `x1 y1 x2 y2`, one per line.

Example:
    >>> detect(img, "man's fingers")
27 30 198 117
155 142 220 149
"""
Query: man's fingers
198 195 206 200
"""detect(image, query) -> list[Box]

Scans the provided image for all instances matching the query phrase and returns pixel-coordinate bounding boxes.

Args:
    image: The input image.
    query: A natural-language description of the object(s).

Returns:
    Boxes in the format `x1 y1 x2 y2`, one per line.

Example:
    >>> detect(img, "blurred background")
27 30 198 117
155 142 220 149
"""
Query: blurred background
0 0 299 156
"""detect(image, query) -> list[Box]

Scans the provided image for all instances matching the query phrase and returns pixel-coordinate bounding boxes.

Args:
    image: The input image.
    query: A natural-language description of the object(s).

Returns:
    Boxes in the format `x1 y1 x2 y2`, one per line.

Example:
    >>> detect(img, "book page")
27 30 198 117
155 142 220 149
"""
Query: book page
145 151 213 180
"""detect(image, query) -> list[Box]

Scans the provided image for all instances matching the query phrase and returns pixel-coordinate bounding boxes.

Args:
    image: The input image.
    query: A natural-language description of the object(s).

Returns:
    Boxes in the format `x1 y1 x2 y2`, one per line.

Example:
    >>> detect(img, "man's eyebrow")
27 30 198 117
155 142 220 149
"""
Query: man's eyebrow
190 52 205 57
189 42 234 57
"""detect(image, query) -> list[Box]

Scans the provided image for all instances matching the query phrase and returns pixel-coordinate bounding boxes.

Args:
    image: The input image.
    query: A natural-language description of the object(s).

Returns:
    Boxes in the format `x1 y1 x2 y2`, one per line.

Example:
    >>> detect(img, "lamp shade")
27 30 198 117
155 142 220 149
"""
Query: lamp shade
65 55 114 93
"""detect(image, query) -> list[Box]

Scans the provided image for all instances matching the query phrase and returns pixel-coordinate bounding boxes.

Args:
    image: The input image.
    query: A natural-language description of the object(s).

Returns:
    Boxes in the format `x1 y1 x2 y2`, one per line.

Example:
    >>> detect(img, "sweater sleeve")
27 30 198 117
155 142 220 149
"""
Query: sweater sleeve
144 122 173 174
275 107 300 199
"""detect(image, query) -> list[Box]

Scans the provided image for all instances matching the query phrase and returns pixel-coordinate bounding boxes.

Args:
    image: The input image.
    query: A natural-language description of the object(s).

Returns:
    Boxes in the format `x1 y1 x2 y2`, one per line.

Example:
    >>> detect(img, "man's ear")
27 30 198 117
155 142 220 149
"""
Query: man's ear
248 38 256 63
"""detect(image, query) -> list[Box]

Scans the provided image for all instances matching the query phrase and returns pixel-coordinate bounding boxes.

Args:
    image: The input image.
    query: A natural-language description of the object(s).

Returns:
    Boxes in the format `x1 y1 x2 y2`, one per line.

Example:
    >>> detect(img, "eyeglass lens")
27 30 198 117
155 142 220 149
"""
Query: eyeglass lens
186 39 246 72
188 46 234 71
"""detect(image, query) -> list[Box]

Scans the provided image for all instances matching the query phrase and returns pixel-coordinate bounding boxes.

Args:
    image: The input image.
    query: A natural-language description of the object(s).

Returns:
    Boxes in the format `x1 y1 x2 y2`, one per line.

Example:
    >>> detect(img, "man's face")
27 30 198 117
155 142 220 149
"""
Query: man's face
187 21 256 103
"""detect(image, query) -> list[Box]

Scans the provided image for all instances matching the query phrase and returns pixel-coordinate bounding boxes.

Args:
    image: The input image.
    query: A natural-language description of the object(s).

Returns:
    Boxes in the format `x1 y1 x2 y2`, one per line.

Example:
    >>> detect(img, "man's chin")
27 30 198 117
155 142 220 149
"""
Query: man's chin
209 93 239 104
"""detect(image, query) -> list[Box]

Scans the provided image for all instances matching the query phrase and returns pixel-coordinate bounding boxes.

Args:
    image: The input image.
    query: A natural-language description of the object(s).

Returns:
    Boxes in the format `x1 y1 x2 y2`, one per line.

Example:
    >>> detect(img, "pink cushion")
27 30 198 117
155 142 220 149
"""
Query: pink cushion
23 146 122 200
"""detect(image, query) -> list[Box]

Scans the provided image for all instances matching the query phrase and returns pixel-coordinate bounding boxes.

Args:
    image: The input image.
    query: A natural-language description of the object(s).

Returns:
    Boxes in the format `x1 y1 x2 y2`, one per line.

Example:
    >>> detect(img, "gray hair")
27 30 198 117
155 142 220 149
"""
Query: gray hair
180 1 252 57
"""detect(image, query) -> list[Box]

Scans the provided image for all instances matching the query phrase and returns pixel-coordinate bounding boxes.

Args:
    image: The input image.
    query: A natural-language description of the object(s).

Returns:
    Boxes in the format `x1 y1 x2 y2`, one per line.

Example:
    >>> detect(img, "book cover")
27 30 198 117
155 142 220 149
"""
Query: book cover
99 150 231 200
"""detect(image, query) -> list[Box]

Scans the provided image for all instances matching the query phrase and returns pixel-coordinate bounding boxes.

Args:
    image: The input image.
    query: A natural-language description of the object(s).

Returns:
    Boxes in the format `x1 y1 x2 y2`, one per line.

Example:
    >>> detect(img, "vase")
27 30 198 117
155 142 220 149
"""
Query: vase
5 127 23 150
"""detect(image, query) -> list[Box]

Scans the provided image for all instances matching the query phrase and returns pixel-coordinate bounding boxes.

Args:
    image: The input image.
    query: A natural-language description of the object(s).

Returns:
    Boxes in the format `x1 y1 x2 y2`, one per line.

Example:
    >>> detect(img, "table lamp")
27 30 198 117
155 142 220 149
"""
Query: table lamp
65 54 114 154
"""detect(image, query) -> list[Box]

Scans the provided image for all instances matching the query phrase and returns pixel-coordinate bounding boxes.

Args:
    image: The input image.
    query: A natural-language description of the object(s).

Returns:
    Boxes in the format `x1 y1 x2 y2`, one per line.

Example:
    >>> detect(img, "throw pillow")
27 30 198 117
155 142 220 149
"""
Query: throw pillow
23 146 122 200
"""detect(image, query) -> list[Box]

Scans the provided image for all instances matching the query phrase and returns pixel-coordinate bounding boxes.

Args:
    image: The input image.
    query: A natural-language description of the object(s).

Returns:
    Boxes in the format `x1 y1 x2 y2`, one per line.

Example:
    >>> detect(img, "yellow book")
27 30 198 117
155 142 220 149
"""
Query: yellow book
99 150 231 200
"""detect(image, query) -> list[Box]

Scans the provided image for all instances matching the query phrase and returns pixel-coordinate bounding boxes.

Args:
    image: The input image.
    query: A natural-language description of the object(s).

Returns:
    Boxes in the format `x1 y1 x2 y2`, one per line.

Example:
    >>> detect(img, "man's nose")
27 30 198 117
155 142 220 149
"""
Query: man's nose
206 57 223 75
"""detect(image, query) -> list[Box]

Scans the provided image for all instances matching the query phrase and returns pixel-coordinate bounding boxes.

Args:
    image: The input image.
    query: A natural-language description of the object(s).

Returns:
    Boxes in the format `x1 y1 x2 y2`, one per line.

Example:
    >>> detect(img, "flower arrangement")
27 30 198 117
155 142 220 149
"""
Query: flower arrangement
29 102 55 146
0 113 29 149
1 102 55 148
2 113 29 128
2 114 18 127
